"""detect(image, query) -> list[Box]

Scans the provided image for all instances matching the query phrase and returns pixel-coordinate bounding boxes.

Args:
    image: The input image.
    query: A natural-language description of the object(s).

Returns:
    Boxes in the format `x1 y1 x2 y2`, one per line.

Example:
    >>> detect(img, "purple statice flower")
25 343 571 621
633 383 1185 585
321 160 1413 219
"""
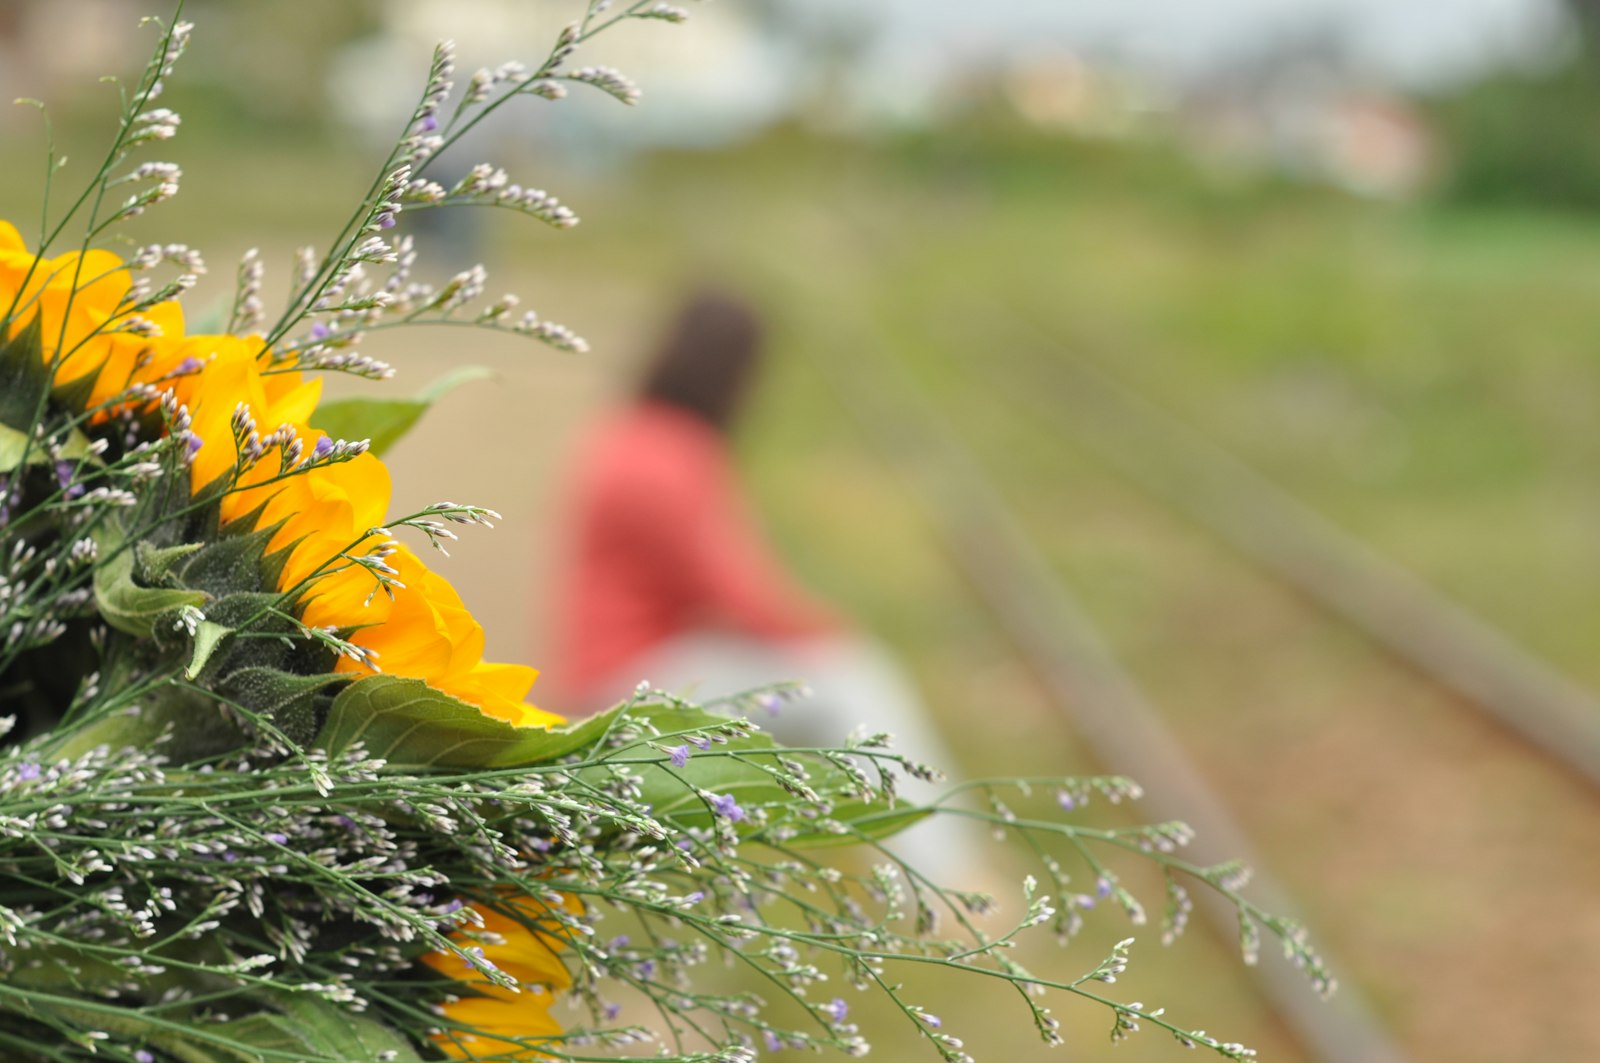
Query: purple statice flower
135 1052 155 1063
758 692 783 715
1057 790 1077 812
417 112 438 133
1096 876 1114 899
635 959 657 980
172 355 203 375
54 461 85 501
463 945 498 973
823 998 849 1023
667 744 690 768
265 832 287 845
763 1030 783 1053
309 321 332 341
690 735 712 751
375 211 397 230
185 432 204 459
919 1013 942 1029
312 436 335 460
709 792 745 822
603 1002 622 1021
16 761 40 782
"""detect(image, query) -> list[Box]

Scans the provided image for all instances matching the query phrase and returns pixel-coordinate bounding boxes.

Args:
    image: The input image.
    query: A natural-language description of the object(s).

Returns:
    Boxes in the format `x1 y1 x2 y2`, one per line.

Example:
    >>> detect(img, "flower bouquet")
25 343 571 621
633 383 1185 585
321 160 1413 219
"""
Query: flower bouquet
0 7 1330 1062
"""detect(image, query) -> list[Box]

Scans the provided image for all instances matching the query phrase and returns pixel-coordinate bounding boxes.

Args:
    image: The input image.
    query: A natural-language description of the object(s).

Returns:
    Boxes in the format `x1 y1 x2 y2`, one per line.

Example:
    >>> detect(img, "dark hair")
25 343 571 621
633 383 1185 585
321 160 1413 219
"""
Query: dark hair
638 292 764 432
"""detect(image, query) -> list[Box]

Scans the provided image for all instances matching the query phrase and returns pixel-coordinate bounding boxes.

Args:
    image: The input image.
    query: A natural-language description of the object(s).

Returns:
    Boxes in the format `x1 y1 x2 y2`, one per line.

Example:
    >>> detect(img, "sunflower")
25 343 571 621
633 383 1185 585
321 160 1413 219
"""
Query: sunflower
0 222 556 729
422 898 579 1060
2 223 570 1058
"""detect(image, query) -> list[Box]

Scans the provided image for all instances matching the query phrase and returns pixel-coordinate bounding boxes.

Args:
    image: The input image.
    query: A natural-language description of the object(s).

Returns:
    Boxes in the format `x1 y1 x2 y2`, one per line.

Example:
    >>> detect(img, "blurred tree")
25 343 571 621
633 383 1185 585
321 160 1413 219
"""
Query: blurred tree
1573 0 1600 43
178 0 384 139
1431 2 1600 211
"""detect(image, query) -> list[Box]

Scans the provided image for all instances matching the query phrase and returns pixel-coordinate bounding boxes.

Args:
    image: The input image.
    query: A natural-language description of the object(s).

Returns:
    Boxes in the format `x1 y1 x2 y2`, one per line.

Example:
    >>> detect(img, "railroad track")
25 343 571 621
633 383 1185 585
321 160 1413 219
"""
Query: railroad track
783 282 1414 1063
971 304 1600 789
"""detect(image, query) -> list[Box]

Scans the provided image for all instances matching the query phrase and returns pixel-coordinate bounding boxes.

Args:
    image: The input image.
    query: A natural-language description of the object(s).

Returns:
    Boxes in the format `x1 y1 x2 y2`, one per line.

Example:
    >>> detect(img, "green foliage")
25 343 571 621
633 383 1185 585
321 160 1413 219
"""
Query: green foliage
180 994 424 1063
6 983 423 1063
311 367 493 457
0 319 48 429
0 422 94 473
320 676 931 844
317 674 618 767
1431 37 1600 211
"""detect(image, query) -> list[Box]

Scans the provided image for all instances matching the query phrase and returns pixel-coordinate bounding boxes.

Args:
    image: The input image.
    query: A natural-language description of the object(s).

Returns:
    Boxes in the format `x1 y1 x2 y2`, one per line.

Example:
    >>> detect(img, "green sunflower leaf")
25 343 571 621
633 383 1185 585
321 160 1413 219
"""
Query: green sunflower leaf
209 993 423 1062
573 722 927 844
0 420 95 473
316 675 606 768
318 677 927 844
311 366 493 457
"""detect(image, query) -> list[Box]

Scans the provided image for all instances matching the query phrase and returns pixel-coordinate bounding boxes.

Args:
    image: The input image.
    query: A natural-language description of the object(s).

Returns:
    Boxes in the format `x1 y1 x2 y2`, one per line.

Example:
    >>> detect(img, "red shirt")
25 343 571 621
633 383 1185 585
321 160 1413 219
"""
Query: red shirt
552 401 836 703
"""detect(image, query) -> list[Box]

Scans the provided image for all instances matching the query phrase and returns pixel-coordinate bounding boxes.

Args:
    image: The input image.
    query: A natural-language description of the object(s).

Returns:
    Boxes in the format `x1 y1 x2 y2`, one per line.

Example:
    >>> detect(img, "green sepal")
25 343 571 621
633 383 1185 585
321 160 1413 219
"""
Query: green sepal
211 489 297 591
200 590 285 628
218 491 279 537
48 353 106 414
258 538 296 598
311 366 493 456
184 619 232 679
134 540 204 587
180 522 284 599
257 527 315 604
162 592 283 679
0 317 48 428
92 522 208 637
217 665 347 745
0 314 110 468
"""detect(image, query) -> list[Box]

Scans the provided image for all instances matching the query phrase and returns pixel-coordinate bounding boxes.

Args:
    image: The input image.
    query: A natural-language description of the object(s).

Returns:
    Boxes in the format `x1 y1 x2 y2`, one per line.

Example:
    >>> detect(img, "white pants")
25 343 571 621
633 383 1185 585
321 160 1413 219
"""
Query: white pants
586 632 987 888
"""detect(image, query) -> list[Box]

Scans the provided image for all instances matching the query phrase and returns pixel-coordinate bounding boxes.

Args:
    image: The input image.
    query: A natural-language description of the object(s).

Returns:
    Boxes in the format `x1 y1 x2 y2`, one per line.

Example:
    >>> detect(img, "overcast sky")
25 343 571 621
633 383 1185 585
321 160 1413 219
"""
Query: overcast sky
349 0 1574 152
842 0 1566 87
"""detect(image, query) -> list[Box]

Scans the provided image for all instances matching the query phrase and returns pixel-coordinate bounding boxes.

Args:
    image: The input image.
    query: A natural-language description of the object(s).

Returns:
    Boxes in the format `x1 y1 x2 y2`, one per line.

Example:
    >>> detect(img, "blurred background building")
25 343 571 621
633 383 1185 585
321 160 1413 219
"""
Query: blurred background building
5 1 1600 1060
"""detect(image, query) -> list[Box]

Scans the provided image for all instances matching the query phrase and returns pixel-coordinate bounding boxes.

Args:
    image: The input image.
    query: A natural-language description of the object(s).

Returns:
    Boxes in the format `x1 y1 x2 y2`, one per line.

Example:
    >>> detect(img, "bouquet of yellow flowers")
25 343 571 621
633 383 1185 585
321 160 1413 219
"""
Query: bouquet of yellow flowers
0 8 1329 1062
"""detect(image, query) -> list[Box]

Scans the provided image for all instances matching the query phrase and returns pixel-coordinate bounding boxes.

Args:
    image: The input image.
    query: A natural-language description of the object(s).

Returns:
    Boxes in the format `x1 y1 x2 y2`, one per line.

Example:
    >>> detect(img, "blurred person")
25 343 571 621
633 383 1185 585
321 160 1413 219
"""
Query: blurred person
550 291 982 884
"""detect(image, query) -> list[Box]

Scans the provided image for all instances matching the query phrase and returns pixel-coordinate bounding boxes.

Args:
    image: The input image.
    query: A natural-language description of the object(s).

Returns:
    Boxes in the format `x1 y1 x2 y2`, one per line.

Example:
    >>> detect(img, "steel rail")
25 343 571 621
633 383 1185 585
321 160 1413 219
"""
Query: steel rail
787 288 1413 1063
